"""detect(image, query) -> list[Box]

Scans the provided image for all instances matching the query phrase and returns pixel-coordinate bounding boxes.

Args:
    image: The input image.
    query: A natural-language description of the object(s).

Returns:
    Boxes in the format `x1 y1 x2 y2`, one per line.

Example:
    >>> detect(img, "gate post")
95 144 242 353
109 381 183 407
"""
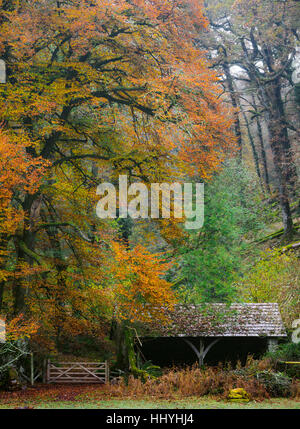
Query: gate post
30 353 34 386
46 358 50 383
42 359 47 383
105 360 109 384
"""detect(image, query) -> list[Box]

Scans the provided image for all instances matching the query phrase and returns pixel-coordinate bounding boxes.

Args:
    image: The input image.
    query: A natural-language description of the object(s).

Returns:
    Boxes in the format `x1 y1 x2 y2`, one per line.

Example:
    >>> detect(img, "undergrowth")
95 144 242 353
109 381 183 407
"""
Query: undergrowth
106 357 300 401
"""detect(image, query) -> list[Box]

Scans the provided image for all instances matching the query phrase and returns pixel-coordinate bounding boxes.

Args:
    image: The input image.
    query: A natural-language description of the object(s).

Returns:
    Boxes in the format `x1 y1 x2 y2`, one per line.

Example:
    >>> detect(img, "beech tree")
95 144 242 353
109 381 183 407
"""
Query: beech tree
0 0 235 358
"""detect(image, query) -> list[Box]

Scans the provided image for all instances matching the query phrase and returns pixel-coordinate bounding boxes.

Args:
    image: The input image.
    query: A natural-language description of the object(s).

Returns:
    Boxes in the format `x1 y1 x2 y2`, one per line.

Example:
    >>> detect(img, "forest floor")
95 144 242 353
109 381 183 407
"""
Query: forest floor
0 384 299 409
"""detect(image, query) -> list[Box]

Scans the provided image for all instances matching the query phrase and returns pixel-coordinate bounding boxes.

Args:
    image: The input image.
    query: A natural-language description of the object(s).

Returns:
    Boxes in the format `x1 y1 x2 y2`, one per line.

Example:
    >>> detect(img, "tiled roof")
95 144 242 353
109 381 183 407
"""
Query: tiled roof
154 303 287 337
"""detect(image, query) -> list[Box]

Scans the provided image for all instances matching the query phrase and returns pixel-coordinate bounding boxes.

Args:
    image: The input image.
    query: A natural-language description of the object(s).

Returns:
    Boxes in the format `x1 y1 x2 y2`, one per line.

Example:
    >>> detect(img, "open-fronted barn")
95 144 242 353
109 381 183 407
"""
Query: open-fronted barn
140 303 287 366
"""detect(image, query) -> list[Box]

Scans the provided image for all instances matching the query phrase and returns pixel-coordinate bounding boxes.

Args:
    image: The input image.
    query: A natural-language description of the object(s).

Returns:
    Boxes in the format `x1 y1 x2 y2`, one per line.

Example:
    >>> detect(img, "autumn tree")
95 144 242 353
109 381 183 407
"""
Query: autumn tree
110 242 176 376
0 127 48 313
0 0 235 361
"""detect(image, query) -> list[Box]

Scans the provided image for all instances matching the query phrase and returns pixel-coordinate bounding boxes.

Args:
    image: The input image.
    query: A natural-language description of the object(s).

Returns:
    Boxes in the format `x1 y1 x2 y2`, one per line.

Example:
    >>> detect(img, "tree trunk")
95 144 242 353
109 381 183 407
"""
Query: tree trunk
251 75 295 237
12 193 40 315
251 95 271 193
221 50 243 160
112 321 152 381
240 107 264 192
264 79 295 236
266 78 297 194
12 242 27 315
0 234 10 312
114 322 129 372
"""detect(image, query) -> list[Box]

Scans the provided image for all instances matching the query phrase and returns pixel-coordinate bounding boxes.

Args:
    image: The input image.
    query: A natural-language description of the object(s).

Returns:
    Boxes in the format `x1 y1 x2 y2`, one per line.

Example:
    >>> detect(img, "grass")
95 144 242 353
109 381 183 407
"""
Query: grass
0 397 300 409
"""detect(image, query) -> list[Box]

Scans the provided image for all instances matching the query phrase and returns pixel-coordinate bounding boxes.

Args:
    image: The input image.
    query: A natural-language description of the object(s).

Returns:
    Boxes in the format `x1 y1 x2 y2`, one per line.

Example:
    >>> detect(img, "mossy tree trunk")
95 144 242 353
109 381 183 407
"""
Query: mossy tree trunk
112 321 151 382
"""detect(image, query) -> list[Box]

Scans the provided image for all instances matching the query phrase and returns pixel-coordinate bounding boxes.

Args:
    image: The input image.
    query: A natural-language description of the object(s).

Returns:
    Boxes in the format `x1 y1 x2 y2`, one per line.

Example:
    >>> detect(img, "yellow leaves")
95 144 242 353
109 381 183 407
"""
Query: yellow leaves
111 242 176 324
1 0 235 181
5 314 39 341
236 248 300 327
0 128 49 236
0 0 237 347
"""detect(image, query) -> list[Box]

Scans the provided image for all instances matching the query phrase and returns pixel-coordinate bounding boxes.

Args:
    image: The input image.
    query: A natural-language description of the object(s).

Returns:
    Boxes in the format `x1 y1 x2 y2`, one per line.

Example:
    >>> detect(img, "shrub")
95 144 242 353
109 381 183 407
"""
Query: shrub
0 366 22 391
255 371 292 397
265 343 300 378
106 365 270 400
236 249 300 327
104 360 300 400
139 361 162 378
291 379 300 398
243 355 274 373
266 342 300 362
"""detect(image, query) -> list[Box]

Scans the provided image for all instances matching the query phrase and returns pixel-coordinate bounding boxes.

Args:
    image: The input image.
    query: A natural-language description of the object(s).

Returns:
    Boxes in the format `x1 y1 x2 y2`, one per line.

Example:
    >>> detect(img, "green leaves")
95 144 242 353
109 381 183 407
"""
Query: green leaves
174 160 269 303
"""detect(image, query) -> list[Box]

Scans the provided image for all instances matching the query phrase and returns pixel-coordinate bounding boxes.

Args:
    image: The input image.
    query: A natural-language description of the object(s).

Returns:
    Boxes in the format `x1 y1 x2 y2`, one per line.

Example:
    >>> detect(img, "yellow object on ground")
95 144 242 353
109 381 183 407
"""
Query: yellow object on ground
227 388 250 402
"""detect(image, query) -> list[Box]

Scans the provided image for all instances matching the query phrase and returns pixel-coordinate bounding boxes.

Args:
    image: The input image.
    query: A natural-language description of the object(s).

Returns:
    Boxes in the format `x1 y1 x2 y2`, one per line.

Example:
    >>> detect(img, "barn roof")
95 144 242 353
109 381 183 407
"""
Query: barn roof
152 303 286 337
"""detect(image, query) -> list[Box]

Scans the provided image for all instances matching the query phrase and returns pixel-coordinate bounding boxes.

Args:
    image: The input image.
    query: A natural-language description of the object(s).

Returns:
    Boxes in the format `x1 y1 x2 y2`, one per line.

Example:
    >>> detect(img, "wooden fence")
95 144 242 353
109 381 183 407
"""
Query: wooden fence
46 360 109 384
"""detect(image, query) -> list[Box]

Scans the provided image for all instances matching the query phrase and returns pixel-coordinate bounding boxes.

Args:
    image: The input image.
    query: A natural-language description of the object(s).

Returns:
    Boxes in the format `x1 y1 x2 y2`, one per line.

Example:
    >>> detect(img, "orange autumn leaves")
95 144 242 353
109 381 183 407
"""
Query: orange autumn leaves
0 0 235 177
0 128 49 290
112 242 176 324
0 128 48 238
0 0 236 344
4 314 39 341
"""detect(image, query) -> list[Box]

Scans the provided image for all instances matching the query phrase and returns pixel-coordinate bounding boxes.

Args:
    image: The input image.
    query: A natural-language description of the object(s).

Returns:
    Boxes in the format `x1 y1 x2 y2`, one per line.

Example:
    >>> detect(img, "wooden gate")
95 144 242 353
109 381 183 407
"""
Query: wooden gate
46 360 109 384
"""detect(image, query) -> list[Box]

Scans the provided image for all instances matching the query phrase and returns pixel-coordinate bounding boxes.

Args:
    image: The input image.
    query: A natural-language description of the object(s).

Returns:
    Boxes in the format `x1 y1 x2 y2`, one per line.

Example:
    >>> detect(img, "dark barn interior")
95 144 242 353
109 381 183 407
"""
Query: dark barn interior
140 336 269 367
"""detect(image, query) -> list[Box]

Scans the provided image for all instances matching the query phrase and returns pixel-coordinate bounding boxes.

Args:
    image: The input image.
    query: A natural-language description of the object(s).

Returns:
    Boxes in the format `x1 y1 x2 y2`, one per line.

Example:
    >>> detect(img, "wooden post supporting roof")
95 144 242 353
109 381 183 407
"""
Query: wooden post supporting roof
267 338 278 353
183 338 220 366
